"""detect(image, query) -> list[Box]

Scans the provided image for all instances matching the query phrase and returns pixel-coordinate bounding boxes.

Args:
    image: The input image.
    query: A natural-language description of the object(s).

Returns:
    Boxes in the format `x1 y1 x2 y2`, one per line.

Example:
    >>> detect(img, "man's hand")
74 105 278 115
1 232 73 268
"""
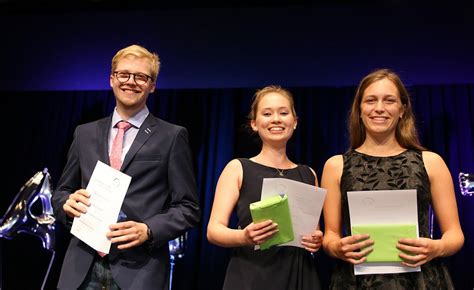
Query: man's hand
107 221 150 250
63 189 90 218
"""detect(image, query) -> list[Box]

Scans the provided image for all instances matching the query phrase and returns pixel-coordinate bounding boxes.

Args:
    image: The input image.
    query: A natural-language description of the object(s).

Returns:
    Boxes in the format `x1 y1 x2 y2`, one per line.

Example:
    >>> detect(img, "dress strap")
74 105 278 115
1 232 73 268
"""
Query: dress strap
297 164 315 185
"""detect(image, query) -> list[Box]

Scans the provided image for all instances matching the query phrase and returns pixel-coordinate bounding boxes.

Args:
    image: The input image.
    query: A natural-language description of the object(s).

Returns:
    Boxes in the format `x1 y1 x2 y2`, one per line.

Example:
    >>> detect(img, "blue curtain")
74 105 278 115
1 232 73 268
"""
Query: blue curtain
1 85 472 289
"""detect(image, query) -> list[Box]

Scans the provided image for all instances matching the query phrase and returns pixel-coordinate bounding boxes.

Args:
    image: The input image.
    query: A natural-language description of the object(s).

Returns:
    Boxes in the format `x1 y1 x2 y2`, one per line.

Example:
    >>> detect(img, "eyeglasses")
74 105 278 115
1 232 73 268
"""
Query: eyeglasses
113 71 153 85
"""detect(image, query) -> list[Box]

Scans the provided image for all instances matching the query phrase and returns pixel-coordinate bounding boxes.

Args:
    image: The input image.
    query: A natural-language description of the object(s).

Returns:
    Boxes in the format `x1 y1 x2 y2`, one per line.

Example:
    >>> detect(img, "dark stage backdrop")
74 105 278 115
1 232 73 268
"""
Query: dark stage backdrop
1 85 473 289
2 2 474 91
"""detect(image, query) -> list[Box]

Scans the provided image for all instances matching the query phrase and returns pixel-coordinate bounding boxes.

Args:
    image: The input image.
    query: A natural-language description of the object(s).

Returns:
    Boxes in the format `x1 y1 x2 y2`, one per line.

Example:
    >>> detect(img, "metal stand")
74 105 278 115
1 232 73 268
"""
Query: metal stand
168 234 187 290
169 254 176 290
41 250 55 290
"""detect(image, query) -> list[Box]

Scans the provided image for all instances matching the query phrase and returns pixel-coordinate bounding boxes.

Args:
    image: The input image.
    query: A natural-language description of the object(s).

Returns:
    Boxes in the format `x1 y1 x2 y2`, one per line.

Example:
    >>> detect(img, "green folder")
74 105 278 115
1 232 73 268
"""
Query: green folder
351 224 417 262
249 194 294 250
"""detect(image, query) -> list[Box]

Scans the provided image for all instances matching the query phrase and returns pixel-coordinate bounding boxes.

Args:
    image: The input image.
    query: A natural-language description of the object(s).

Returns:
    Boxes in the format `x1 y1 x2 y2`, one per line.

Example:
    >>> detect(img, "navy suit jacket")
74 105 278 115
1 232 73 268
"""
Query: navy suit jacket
52 113 200 289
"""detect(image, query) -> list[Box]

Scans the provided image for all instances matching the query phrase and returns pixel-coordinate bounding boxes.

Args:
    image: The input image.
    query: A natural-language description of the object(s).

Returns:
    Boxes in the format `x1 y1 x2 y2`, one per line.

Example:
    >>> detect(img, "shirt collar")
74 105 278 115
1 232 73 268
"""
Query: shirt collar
111 106 149 129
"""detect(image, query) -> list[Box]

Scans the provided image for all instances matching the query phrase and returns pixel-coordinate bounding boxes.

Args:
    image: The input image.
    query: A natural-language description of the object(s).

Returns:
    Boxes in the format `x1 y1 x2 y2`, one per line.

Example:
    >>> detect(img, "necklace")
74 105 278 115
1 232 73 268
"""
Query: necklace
276 168 286 176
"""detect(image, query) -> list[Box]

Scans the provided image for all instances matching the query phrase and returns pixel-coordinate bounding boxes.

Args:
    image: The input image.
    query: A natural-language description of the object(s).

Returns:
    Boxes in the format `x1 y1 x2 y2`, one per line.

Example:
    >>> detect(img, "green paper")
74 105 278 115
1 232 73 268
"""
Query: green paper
249 194 294 250
352 224 417 262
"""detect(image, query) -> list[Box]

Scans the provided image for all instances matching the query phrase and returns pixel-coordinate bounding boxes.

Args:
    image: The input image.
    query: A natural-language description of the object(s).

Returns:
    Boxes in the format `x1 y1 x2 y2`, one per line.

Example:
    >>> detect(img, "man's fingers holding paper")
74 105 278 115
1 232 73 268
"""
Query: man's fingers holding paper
63 189 90 218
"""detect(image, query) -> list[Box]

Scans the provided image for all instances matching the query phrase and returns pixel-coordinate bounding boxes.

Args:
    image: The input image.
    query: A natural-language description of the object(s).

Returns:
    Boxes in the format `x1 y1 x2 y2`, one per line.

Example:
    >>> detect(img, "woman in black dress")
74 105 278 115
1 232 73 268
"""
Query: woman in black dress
207 85 322 290
321 69 464 289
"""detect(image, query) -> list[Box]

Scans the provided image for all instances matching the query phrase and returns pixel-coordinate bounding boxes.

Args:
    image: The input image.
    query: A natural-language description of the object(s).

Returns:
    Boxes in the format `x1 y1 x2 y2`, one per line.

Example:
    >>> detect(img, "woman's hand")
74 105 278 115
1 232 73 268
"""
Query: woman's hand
397 237 442 267
301 229 323 253
242 220 278 246
335 234 374 264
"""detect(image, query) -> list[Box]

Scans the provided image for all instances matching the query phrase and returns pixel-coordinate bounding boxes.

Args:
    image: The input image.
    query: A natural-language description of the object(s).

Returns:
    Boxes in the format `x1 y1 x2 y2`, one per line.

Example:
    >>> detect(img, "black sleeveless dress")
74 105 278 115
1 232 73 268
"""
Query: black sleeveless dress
329 150 454 289
222 158 321 290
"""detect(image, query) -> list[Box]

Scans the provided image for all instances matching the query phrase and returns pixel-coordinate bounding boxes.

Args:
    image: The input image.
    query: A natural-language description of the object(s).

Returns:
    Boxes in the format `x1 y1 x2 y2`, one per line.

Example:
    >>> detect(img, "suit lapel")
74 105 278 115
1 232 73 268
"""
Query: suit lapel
97 116 112 166
121 115 159 171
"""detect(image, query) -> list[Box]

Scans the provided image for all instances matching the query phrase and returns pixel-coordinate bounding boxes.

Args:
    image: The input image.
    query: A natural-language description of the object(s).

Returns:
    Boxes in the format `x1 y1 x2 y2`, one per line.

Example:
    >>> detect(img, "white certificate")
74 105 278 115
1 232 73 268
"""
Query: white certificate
261 178 327 248
347 189 421 275
71 161 131 253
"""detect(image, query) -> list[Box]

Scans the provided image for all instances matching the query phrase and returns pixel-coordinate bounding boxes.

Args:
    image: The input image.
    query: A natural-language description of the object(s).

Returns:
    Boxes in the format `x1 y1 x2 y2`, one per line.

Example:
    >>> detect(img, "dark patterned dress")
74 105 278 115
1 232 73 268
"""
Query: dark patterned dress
222 158 321 290
330 150 454 289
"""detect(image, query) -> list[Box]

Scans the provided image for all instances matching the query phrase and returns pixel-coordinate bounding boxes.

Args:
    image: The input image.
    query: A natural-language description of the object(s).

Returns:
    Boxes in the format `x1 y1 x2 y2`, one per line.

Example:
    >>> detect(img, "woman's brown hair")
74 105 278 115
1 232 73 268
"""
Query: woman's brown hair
349 69 425 151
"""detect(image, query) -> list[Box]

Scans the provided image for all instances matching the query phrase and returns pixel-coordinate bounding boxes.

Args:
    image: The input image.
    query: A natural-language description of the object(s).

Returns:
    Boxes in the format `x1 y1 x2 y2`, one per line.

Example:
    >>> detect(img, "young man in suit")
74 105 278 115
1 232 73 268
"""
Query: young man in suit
52 44 200 289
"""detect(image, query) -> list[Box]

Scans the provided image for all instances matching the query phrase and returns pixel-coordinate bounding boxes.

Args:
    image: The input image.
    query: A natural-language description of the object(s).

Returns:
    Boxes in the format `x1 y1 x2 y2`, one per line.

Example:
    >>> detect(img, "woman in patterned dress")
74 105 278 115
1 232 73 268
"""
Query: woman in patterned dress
321 69 464 289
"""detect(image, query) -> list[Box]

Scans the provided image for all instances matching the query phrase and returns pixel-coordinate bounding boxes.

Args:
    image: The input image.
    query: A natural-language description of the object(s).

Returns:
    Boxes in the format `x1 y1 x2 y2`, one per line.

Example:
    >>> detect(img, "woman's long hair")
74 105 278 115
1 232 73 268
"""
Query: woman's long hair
348 69 426 151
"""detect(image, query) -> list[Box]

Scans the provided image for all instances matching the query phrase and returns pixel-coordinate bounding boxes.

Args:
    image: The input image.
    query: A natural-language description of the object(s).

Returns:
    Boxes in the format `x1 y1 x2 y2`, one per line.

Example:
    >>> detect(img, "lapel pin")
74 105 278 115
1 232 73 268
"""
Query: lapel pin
145 128 152 134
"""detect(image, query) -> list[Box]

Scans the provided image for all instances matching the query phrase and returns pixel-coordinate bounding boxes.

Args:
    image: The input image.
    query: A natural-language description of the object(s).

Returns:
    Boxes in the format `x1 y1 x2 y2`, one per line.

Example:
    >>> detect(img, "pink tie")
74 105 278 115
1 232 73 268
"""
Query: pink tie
99 121 131 257
109 121 132 170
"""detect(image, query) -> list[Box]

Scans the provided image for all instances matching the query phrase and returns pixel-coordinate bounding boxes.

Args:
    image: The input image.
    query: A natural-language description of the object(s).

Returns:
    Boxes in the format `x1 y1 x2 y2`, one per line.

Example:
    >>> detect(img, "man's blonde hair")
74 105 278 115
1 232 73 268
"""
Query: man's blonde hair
111 44 160 81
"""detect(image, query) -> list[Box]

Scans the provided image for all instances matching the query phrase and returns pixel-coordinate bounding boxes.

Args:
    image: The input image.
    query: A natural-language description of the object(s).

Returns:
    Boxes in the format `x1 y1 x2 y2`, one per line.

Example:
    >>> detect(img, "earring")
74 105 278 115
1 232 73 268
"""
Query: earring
293 126 297 130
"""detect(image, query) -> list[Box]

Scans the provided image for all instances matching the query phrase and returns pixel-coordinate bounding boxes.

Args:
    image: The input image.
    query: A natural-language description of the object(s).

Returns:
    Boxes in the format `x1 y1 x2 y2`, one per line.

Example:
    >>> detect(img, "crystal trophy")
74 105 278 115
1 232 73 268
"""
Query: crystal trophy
459 172 474 196
0 168 56 290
